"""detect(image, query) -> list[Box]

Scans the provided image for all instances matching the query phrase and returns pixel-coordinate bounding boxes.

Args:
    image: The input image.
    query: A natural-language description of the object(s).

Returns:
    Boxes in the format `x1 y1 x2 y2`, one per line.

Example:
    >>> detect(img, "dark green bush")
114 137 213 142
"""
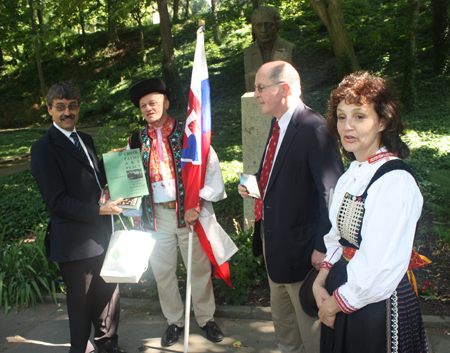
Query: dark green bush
214 221 266 305
0 171 49 239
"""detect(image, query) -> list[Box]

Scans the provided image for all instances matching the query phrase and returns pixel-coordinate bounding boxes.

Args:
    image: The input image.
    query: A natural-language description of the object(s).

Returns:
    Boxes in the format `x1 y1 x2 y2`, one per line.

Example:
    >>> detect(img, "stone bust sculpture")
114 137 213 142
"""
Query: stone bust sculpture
244 6 296 92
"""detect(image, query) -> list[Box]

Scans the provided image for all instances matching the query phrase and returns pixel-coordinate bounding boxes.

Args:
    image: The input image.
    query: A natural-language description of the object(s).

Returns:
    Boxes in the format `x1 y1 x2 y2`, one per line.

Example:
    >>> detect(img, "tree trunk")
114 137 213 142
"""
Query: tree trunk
132 9 146 63
211 0 221 44
185 0 190 19
401 0 421 111
107 0 119 48
78 7 90 59
173 0 179 23
36 0 44 31
309 0 360 77
252 0 259 10
28 0 46 98
156 0 186 108
431 0 450 75
0 44 4 66
12 6 21 61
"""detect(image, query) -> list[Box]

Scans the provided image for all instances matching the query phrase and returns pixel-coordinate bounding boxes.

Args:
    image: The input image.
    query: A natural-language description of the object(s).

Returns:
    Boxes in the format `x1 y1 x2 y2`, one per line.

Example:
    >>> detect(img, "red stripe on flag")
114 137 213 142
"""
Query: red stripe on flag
182 130 211 210
194 221 233 288
188 90 201 117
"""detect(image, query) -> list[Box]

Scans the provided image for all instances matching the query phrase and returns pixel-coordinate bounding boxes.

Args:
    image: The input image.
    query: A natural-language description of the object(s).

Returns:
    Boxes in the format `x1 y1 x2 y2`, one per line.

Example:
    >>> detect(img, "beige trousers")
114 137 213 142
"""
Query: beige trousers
149 205 215 327
262 224 321 353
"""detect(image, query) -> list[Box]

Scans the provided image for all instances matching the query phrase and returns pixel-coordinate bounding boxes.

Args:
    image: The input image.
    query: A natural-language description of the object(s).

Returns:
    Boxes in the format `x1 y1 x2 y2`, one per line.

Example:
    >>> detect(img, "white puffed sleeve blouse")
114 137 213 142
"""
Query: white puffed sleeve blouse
322 151 423 313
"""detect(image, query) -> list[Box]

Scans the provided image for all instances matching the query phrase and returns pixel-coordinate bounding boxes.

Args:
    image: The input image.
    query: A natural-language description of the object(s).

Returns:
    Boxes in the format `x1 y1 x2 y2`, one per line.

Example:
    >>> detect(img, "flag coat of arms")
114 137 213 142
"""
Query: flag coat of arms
181 28 237 287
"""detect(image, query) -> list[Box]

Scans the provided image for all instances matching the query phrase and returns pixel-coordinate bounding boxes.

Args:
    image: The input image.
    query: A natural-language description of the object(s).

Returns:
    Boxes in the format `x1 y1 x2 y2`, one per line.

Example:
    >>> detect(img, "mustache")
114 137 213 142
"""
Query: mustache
60 114 75 121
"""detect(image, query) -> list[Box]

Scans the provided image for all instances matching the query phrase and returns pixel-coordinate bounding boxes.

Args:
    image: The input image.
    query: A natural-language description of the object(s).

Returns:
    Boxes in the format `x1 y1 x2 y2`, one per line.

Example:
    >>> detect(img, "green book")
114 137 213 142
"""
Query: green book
102 149 149 204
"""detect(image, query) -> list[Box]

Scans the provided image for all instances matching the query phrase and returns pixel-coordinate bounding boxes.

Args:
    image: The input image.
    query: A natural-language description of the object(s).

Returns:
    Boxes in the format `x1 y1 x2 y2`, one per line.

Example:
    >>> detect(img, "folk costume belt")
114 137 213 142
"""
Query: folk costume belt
343 246 357 261
155 201 176 209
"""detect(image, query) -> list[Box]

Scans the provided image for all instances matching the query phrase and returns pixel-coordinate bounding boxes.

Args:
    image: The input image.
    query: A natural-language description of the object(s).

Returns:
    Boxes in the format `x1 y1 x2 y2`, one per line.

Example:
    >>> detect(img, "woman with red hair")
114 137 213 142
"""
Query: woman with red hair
313 71 429 353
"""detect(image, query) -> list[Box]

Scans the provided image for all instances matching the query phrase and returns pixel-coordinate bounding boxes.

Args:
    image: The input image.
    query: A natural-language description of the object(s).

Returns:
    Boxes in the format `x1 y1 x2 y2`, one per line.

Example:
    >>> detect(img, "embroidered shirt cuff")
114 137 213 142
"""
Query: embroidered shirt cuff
333 286 357 314
320 262 332 271
323 248 341 269
194 198 205 213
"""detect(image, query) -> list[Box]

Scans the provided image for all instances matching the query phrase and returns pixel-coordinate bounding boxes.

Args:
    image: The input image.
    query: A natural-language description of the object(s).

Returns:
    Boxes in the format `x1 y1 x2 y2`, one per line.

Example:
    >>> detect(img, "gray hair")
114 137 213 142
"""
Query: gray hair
251 6 282 30
46 81 81 106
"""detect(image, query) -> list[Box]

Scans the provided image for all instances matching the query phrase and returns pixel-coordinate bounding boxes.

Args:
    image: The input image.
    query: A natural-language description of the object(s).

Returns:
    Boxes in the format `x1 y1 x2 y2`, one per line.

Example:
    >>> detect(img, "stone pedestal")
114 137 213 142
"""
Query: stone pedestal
241 92 273 230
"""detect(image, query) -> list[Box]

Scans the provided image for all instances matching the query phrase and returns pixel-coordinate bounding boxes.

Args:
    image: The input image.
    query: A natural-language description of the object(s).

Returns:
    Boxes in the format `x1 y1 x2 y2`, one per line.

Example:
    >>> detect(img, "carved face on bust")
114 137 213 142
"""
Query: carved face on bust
253 14 279 46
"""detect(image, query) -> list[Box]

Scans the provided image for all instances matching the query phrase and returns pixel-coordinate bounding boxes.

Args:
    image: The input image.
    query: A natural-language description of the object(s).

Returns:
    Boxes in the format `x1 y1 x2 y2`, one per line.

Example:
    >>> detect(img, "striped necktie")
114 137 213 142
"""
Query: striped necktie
254 121 280 222
70 132 88 160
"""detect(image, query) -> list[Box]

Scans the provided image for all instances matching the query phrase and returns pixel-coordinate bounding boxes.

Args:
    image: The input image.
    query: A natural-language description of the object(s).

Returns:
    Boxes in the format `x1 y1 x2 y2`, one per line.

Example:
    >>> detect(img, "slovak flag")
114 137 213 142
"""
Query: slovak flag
181 27 233 288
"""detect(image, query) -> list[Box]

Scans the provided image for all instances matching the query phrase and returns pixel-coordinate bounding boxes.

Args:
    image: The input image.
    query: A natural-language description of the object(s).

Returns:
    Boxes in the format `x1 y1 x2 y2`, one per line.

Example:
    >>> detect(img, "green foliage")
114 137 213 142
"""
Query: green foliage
0 226 63 314
0 129 46 160
0 170 48 239
427 169 450 218
214 221 266 305
94 124 134 157
430 224 450 245
1 0 450 306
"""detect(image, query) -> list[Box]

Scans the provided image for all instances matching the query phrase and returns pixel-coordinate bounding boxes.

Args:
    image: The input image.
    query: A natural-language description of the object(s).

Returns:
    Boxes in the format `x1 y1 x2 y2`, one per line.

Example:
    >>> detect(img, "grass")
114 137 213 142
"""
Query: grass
0 129 47 160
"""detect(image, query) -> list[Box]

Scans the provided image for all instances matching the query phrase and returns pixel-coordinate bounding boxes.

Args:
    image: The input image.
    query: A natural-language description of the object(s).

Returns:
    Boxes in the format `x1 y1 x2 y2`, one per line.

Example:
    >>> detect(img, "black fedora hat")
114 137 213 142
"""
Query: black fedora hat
299 267 319 317
129 78 171 107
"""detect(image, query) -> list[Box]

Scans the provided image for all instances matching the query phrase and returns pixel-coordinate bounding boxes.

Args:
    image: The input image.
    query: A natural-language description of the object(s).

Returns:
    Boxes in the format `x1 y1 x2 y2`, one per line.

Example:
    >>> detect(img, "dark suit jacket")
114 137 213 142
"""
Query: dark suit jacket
31 125 111 263
253 101 344 284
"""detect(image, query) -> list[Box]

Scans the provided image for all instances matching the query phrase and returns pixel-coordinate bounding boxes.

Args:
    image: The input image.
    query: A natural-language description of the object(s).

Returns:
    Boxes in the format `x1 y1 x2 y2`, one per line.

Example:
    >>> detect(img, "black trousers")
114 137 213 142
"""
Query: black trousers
59 254 120 353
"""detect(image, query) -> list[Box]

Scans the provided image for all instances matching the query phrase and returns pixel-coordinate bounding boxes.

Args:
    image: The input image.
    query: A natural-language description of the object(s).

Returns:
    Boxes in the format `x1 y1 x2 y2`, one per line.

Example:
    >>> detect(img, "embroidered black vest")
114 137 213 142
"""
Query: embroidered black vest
337 159 417 249
129 120 186 231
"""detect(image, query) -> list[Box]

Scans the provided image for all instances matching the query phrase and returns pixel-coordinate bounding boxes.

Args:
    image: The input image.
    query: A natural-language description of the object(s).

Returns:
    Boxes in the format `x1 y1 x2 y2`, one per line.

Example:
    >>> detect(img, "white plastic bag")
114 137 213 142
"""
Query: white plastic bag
100 216 155 283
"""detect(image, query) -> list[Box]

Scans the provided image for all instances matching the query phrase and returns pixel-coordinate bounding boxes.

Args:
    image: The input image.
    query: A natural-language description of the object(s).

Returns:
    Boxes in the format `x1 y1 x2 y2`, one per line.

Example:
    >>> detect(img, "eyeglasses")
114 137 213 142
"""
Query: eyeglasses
254 81 285 93
51 104 79 112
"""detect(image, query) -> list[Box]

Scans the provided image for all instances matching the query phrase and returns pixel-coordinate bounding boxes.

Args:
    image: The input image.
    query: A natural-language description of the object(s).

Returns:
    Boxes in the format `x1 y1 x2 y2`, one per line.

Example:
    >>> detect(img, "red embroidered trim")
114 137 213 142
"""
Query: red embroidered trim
320 248 341 270
320 262 332 271
333 286 357 314
368 152 396 164
343 246 358 261
147 118 176 184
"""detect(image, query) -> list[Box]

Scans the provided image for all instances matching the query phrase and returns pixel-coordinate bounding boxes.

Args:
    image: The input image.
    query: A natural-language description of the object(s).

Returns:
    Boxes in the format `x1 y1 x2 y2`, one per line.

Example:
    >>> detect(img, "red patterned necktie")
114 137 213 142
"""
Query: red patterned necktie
254 121 280 222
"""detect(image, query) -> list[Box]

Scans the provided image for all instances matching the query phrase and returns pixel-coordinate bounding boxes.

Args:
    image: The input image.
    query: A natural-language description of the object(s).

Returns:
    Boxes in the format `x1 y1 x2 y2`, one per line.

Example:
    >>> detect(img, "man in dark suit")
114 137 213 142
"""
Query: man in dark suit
31 82 126 353
238 61 344 353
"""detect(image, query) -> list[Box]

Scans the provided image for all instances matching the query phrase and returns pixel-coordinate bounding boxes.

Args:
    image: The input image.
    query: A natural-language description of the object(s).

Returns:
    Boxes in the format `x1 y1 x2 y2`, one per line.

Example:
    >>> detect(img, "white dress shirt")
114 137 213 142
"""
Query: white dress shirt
53 122 101 189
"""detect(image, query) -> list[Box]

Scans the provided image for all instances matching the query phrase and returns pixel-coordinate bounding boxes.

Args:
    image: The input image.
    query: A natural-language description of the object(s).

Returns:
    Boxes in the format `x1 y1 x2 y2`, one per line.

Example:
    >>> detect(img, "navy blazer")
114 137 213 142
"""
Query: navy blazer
253 101 344 284
31 125 111 263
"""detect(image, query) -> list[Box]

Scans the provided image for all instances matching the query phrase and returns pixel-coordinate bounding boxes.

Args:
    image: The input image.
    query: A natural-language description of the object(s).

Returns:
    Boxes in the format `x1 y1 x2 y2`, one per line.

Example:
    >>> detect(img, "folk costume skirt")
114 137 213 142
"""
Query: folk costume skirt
321 258 429 353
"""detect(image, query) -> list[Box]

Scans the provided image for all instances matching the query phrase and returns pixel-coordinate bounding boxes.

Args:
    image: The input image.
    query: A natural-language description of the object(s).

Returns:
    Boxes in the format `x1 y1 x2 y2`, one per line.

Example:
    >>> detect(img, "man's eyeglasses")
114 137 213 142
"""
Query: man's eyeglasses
51 104 79 112
254 81 285 93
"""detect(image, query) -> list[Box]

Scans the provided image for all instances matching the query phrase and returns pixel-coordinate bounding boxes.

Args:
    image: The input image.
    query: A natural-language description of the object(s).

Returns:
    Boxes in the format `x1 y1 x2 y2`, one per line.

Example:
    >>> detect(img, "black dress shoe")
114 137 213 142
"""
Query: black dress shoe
161 324 184 347
201 321 224 342
97 344 126 353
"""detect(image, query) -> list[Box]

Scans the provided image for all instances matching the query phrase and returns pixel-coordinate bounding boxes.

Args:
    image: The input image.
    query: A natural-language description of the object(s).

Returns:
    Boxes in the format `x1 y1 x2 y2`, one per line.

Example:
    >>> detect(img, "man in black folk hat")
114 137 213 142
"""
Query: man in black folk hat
126 78 226 347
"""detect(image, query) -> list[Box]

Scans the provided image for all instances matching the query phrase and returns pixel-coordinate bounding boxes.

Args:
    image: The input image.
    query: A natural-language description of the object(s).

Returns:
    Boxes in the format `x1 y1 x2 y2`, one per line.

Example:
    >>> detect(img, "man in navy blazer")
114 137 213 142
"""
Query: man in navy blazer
31 82 126 353
238 62 343 353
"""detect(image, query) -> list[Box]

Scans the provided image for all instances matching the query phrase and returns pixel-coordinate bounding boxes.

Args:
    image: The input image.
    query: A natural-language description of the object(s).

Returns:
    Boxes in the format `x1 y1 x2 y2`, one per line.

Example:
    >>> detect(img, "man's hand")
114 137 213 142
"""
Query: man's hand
99 198 124 215
107 147 126 153
238 184 251 198
311 249 326 271
184 208 199 229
